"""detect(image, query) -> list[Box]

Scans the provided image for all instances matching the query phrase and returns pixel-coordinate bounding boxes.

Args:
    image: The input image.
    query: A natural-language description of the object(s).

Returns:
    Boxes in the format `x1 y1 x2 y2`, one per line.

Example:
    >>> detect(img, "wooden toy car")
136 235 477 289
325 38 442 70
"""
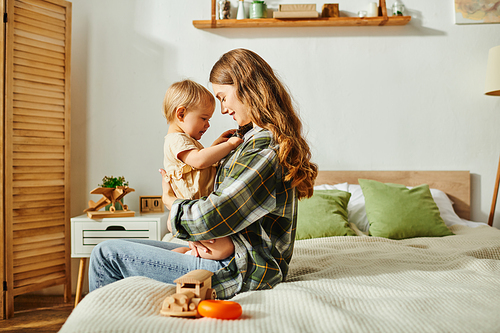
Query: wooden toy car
160 269 217 317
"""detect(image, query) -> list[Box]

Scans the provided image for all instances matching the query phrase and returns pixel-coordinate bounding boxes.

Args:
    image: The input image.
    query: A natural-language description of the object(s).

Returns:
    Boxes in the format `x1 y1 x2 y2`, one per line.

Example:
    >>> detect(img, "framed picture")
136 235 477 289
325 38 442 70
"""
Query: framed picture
455 0 500 24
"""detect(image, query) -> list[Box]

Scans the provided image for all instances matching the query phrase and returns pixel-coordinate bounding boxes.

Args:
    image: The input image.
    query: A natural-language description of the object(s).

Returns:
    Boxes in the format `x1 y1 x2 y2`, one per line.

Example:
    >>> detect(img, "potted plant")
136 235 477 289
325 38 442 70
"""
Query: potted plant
98 176 129 211
99 175 129 188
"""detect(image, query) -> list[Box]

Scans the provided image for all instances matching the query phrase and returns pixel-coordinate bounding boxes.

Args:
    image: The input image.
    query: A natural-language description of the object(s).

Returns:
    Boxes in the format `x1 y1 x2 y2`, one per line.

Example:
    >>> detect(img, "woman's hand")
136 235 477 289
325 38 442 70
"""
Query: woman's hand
212 129 237 146
188 240 215 257
159 169 177 210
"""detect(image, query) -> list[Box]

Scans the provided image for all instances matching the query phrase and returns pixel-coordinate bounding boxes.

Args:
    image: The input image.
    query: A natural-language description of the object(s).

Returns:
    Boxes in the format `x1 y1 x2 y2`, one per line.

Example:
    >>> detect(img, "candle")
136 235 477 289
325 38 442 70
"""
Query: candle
367 2 378 17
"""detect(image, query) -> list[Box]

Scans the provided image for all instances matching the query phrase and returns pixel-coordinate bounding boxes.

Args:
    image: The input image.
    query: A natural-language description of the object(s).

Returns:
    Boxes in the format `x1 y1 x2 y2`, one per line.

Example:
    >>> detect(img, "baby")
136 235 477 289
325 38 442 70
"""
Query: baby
162 79 242 260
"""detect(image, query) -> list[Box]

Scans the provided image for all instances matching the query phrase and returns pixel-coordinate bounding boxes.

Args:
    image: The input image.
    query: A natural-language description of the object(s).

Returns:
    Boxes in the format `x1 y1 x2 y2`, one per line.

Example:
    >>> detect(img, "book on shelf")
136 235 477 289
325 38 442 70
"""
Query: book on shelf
273 10 319 18
278 4 316 12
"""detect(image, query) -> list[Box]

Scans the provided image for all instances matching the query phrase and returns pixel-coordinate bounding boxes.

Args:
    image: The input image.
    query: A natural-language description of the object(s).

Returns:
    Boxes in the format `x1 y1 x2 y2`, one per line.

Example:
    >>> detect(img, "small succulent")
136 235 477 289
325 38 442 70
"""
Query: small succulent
99 176 129 188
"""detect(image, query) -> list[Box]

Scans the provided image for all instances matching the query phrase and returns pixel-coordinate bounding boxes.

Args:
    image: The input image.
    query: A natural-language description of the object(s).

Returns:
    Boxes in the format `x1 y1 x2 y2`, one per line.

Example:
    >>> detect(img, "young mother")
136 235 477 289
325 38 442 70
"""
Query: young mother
89 48 317 299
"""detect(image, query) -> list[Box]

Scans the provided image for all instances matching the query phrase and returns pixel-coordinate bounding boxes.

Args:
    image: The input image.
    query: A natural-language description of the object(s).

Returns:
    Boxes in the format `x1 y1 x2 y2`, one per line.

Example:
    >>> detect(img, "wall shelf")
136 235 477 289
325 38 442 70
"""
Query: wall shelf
194 0 411 29
193 16 411 29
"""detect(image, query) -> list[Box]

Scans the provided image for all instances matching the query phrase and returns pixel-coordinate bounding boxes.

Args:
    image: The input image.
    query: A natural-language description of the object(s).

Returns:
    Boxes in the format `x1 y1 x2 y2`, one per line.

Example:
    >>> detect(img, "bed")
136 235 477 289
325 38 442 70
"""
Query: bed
60 171 500 333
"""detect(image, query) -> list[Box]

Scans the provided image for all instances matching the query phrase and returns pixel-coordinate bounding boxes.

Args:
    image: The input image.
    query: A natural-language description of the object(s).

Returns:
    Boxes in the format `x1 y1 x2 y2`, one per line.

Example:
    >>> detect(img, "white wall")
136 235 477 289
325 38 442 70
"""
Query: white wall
58 0 500 295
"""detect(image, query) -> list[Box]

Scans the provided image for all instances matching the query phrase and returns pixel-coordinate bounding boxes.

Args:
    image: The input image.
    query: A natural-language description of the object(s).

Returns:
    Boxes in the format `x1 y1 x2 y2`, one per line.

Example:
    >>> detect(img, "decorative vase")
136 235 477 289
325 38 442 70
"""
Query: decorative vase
392 0 404 16
250 1 267 19
237 0 245 19
105 199 124 211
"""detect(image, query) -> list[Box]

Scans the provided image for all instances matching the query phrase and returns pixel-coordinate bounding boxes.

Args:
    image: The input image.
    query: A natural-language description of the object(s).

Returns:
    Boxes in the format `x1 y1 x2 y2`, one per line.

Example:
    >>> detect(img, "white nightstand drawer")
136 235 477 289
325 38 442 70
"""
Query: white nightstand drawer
71 213 168 258
83 222 157 242
73 221 157 256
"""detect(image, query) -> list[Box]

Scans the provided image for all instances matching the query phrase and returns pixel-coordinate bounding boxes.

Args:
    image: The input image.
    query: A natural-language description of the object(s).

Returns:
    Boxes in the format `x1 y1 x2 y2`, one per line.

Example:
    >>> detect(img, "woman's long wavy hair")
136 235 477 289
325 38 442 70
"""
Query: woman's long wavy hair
209 48 318 199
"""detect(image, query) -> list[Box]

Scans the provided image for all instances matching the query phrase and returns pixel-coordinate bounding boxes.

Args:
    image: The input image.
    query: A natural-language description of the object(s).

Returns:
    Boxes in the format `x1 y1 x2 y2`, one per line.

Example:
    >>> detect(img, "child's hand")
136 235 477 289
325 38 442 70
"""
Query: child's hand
212 129 237 146
227 136 243 149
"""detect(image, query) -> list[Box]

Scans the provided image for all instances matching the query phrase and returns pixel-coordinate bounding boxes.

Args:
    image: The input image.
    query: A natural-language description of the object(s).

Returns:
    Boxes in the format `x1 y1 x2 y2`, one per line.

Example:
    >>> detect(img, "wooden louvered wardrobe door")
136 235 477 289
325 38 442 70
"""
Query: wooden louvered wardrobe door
3 0 71 318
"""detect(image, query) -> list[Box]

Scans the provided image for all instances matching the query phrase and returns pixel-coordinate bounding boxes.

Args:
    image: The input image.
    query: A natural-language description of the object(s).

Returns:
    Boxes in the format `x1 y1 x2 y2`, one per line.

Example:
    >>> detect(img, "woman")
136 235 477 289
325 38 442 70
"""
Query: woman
89 48 317 299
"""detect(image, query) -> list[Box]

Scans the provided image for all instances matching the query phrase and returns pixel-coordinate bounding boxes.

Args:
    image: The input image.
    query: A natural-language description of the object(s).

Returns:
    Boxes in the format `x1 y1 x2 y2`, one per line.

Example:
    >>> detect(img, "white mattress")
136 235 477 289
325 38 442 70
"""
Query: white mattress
60 224 500 333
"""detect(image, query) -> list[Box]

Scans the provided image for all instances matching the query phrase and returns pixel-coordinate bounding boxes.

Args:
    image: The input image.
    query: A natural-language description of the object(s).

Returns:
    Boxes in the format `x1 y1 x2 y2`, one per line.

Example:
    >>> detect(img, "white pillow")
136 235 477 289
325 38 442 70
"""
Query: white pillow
346 184 369 232
428 188 465 227
314 182 348 191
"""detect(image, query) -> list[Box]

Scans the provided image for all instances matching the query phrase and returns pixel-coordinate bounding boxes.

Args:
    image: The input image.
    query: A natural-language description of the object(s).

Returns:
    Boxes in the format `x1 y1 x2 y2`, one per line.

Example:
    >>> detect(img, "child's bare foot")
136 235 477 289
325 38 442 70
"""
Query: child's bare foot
171 247 191 254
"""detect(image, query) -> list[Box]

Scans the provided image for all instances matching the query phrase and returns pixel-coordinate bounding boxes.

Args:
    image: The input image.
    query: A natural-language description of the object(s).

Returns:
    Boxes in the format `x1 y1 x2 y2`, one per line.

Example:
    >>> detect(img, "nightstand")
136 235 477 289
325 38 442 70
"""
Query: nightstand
71 212 169 306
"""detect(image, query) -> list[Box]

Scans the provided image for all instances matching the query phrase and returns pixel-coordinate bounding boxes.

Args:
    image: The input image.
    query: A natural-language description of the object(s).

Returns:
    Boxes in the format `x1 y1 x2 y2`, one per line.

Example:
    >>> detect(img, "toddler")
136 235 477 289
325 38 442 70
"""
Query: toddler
163 79 242 260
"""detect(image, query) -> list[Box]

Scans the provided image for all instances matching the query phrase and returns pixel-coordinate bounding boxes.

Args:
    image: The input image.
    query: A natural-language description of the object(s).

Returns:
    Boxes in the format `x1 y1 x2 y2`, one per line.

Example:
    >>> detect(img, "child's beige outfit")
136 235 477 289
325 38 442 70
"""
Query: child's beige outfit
163 133 216 199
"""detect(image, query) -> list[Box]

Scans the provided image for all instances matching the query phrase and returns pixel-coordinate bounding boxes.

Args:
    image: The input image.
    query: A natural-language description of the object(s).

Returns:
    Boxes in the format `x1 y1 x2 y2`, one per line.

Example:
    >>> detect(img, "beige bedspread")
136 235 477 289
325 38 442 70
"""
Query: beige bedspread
60 225 500 333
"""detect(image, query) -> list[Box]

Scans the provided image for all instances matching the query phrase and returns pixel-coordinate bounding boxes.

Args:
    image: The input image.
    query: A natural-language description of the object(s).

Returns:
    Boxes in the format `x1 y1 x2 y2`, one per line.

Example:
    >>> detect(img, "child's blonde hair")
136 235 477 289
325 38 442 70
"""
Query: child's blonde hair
163 79 216 124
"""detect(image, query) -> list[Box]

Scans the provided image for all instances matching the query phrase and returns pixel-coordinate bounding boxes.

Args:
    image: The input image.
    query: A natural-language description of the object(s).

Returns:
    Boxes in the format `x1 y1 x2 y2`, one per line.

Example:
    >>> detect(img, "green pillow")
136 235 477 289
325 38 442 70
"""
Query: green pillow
296 189 357 240
358 179 454 240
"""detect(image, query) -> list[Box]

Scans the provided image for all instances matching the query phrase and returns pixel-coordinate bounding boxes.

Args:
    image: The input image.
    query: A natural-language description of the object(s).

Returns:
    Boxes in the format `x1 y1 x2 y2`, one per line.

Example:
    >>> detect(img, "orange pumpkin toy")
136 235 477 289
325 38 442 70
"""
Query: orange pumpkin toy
198 300 242 319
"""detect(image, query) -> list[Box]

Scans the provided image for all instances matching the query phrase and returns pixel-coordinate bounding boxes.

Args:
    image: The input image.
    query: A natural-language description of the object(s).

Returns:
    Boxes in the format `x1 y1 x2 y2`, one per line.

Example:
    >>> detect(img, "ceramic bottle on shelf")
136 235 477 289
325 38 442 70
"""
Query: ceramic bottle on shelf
367 2 378 17
237 0 245 19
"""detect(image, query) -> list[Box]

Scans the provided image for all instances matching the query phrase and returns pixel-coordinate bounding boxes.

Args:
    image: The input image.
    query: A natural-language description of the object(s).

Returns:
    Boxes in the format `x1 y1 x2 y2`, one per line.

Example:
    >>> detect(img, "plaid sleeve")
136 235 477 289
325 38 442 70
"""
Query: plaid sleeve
170 133 278 241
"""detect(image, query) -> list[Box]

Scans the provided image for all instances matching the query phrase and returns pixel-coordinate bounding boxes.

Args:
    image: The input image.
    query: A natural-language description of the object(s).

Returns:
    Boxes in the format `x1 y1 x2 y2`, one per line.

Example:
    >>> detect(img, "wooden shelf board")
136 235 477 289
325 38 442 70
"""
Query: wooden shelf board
193 16 411 29
87 210 135 219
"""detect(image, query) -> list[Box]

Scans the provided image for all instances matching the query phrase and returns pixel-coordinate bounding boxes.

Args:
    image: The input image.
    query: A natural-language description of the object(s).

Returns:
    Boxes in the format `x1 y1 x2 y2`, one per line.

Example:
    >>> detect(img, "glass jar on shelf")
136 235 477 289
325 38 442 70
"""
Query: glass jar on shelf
250 1 267 19
218 0 231 19
392 0 404 16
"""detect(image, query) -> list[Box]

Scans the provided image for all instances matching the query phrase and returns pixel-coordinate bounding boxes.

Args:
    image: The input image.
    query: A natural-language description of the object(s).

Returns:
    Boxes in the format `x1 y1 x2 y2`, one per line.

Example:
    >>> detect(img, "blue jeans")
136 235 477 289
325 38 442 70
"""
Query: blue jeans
89 239 229 292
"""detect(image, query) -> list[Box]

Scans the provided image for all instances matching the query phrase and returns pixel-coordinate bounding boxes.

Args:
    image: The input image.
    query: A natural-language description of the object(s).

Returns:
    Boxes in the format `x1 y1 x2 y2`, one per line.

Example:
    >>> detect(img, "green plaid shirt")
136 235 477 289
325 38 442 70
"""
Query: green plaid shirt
170 126 298 299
